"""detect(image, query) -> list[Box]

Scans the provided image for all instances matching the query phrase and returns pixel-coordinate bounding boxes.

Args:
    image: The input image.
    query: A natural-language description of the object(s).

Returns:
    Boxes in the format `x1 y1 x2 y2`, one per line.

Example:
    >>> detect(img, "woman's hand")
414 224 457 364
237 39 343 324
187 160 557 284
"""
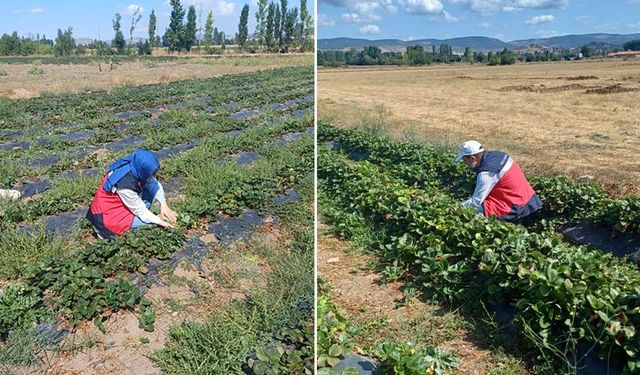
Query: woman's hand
160 202 178 224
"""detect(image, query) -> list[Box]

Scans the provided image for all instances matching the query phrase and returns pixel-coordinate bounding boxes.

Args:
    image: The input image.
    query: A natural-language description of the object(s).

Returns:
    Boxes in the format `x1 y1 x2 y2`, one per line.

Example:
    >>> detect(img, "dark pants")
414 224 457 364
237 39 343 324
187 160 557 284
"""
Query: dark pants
507 210 542 227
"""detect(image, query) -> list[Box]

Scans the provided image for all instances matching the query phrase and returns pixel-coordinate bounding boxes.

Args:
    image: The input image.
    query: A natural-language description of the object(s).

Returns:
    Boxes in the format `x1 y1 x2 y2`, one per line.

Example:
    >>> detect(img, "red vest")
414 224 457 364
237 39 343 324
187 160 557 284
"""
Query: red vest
482 161 536 218
87 174 135 237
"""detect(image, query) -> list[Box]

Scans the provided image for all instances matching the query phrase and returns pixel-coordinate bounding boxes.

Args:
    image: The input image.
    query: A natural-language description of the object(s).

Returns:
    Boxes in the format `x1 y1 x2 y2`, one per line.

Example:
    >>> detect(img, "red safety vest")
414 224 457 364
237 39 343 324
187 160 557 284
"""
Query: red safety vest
482 161 536 218
87 174 135 237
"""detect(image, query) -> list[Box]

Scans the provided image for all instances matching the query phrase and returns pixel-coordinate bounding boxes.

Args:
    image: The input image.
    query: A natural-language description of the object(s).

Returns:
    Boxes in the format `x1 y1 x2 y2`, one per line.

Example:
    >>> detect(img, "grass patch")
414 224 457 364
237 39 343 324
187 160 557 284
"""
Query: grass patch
153 215 313 373
0 225 69 280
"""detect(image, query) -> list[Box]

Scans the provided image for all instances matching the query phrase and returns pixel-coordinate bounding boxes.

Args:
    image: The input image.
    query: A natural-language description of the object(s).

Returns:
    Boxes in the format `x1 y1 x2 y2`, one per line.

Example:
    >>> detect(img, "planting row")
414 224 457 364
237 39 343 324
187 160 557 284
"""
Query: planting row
319 125 640 239
1 97 312 196
318 144 640 373
0 66 312 132
0 85 312 159
0 116 312 231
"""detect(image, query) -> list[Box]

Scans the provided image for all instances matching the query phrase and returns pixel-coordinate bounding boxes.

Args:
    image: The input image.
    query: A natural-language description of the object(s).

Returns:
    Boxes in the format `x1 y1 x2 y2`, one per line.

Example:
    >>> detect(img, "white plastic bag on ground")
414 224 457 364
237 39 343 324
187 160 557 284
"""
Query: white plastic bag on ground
0 189 21 200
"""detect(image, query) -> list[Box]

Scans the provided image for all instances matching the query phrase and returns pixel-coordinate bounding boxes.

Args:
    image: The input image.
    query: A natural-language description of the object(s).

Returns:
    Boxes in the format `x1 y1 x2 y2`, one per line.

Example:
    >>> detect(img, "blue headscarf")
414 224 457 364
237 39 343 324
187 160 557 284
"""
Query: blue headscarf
103 149 160 192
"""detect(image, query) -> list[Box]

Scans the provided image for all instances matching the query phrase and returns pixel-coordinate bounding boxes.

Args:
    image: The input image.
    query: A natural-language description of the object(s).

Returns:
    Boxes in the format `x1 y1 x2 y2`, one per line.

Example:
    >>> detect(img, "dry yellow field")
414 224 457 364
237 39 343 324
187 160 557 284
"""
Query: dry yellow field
319 59 640 195
0 54 312 99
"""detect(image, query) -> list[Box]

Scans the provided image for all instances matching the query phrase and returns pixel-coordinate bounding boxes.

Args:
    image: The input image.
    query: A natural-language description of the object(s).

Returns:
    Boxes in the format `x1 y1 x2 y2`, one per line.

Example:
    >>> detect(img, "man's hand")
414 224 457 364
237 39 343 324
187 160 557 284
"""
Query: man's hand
158 219 175 229
160 202 178 224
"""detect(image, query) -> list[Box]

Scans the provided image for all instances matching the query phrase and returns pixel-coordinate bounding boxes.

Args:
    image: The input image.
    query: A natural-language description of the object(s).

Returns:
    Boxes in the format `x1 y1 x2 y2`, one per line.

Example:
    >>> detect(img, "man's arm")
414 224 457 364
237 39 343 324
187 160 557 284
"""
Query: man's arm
461 171 500 213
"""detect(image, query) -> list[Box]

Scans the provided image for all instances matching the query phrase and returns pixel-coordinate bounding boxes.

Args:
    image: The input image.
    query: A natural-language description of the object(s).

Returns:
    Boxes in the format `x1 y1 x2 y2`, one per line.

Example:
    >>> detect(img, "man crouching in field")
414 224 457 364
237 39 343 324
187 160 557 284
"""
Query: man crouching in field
455 140 542 224
86 149 178 239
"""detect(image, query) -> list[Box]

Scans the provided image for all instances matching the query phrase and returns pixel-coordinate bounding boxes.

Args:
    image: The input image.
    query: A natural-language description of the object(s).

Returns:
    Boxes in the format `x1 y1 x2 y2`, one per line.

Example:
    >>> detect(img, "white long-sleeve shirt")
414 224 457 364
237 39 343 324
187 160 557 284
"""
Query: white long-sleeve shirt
107 172 166 225
462 157 513 213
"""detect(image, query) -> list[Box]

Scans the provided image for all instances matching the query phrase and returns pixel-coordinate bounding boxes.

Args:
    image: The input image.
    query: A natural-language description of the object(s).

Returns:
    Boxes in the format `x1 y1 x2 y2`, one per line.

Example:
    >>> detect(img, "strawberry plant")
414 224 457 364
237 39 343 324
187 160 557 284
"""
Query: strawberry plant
248 320 314 375
373 341 459 375
317 295 358 368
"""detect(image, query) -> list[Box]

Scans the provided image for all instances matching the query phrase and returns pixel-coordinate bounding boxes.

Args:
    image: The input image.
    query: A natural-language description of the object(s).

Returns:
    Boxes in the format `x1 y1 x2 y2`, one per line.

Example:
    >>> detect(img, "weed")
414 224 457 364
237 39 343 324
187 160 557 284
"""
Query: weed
0 224 69 279
167 299 184 312
140 337 150 345
27 62 44 75
357 103 390 137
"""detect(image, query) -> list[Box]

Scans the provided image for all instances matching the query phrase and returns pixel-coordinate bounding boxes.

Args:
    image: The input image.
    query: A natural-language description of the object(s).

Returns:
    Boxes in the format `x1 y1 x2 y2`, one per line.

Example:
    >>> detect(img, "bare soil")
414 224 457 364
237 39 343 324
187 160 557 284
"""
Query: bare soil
0 54 312 99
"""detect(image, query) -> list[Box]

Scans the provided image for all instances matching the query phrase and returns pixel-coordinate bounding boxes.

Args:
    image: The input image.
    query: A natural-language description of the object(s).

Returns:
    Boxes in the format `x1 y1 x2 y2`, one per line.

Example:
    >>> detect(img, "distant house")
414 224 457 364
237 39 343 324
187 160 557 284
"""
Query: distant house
607 51 640 58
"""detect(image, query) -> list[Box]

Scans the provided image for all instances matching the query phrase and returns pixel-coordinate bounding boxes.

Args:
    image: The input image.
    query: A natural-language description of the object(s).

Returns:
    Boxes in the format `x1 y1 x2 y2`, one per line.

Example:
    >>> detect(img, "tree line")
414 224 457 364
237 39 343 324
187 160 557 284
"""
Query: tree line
318 42 634 67
0 0 313 57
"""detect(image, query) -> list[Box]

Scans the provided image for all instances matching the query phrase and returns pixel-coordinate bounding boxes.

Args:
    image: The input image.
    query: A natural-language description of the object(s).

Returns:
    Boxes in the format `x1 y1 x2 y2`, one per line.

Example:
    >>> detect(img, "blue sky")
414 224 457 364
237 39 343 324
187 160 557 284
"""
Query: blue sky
318 0 640 41
2 0 314 40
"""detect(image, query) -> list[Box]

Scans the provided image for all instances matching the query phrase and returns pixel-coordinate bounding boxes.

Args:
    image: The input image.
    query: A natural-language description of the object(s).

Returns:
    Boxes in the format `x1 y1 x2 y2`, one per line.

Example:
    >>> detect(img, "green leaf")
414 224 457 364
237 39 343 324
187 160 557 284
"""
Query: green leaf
327 356 340 367
256 348 269 362
328 344 342 357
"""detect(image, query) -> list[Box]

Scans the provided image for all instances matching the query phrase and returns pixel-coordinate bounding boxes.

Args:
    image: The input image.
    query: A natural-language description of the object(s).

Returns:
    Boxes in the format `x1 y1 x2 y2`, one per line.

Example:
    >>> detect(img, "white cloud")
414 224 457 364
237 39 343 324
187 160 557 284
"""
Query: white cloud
325 1 392 26
534 30 560 38
627 21 640 30
179 0 236 17
479 21 492 28
506 0 567 10
342 12 381 23
402 0 444 14
360 24 381 34
318 14 336 26
12 9 21 14
124 4 144 16
525 14 554 25
380 0 399 14
30 7 44 13
448 0 503 15
442 10 459 21
594 22 620 31
450 0 566 13
355 2 383 14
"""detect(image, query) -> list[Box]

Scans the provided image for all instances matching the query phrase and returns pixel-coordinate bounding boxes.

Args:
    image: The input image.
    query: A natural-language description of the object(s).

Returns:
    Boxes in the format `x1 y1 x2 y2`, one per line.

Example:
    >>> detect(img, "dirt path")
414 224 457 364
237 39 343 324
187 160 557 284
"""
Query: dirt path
318 224 529 375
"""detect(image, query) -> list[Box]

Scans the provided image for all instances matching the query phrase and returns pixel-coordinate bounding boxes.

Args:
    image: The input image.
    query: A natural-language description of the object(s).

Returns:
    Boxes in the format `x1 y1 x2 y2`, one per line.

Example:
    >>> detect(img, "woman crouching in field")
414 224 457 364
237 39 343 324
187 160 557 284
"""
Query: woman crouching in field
86 149 177 239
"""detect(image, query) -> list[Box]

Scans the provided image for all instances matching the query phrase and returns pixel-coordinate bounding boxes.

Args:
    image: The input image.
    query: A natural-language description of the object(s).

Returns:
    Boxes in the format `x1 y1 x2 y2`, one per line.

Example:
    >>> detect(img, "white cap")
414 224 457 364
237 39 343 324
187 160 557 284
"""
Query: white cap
454 140 484 162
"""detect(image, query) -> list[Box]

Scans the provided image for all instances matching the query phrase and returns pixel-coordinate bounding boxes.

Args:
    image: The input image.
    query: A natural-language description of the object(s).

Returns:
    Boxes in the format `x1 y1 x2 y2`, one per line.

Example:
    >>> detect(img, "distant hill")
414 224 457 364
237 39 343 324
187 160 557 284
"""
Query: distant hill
74 37 94 46
318 36 509 52
510 33 640 49
319 33 640 52
74 37 147 46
